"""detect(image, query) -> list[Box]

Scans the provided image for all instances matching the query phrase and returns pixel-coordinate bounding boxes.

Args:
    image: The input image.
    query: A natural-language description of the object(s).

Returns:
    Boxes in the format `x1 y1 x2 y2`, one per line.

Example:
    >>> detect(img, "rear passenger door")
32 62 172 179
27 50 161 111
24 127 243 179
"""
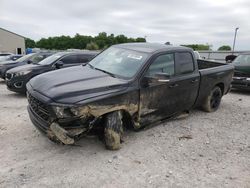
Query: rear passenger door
172 52 200 111
60 55 79 67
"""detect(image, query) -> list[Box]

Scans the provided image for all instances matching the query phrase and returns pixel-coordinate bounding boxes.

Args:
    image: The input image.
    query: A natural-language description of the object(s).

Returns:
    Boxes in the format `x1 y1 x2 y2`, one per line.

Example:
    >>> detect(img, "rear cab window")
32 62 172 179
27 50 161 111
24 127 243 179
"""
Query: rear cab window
175 52 195 75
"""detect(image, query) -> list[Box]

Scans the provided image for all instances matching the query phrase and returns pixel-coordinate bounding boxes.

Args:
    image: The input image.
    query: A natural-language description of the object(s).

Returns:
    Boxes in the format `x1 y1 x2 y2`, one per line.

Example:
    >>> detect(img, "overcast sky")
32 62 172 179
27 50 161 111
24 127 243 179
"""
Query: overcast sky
1 0 249 50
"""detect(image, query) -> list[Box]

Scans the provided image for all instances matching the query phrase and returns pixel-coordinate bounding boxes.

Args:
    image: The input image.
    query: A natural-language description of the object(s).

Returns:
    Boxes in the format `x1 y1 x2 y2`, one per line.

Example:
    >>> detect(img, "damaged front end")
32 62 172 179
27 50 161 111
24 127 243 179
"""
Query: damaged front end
27 92 98 145
28 91 139 145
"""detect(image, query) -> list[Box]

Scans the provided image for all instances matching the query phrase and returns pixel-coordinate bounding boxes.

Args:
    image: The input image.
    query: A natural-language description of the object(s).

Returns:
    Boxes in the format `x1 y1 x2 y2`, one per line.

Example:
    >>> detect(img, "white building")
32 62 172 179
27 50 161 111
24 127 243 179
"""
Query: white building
0 27 25 54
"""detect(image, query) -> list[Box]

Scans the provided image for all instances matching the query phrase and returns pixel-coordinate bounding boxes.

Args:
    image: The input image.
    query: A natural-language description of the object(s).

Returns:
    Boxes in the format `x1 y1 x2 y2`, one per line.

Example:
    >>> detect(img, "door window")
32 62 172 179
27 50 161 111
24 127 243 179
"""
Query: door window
175 52 194 74
146 53 175 77
78 54 91 63
60 55 79 64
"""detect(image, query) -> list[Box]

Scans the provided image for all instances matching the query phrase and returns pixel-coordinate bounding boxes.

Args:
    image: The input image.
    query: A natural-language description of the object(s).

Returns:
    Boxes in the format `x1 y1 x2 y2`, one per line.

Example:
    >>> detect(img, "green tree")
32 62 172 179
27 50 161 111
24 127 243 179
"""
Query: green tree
181 44 210 50
34 32 146 50
136 37 146 42
218 45 231 51
86 42 99 50
25 38 36 48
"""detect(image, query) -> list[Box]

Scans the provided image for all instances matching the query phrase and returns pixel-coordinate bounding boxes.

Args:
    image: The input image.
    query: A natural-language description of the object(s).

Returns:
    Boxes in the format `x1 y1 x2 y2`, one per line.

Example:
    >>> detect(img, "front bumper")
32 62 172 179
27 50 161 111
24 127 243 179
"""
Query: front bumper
231 77 250 91
28 105 88 144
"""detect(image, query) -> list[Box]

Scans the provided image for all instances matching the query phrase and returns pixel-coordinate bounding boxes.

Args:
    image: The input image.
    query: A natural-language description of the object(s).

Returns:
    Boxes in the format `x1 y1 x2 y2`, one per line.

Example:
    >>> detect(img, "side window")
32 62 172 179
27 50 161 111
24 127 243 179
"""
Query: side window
60 55 79 64
78 55 91 63
175 52 194 74
146 53 175 77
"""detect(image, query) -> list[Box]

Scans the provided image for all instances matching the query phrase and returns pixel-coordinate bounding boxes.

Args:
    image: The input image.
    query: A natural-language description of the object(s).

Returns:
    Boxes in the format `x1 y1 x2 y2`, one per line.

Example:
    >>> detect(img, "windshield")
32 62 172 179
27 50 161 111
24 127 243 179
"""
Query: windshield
15 53 34 62
29 54 48 64
38 53 63 65
233 55 250 66
0 56 11 62
88 47 148 78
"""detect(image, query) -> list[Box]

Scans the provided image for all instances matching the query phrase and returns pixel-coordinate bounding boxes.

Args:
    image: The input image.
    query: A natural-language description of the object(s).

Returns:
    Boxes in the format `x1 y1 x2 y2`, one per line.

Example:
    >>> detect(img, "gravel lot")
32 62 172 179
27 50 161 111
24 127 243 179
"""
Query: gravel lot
0 79 249 188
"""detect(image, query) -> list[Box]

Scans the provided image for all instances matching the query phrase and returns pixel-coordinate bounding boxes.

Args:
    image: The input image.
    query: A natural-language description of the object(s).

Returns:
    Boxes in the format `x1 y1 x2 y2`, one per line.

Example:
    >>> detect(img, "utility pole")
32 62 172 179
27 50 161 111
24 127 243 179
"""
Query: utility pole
232 27 239 54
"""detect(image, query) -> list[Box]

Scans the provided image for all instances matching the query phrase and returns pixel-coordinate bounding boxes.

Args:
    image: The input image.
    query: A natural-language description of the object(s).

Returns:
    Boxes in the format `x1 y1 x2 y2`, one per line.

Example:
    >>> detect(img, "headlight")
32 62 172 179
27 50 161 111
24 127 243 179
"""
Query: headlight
52 106 72 118
70 106 89 117
52 106 89 118
15 70 31 76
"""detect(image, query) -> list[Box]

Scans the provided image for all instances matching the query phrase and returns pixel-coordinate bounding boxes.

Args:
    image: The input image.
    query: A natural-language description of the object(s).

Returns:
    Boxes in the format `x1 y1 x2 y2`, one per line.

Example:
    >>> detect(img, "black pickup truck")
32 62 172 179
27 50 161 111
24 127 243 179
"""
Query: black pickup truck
27 43 234 150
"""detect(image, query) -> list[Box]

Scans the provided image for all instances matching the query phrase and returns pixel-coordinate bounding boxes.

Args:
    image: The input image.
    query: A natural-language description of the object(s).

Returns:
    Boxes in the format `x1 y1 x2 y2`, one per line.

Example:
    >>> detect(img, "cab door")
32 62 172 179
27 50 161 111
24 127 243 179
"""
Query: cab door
139 53 178 125
173 52 200 111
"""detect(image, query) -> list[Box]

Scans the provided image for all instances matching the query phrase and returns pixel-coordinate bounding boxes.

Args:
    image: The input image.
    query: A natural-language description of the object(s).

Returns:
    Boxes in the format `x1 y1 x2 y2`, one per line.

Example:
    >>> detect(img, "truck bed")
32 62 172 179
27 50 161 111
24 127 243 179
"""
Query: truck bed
197 59 226 70
194 59 234 108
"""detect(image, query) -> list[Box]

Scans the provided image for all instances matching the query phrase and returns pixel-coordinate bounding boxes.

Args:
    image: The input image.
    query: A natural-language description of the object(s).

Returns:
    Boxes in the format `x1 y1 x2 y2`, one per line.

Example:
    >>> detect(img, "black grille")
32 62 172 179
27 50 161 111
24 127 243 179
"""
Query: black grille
28 93 50 122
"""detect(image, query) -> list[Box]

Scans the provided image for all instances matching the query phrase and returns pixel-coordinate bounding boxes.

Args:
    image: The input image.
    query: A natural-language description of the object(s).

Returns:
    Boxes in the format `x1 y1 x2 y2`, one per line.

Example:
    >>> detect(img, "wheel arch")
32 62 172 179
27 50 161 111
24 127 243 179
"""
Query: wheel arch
215 83 225 94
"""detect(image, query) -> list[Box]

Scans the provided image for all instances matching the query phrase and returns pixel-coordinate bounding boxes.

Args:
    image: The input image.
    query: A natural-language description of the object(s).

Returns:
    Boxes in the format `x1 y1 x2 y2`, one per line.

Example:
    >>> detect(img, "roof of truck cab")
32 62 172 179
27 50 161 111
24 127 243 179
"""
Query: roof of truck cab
115 43 191 53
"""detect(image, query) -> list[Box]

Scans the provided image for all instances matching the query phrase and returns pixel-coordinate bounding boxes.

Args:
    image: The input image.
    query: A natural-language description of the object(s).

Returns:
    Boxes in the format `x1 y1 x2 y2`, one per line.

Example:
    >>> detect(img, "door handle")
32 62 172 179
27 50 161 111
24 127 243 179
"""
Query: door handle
158 79 170 83
169 83 179 88
191 79 199 83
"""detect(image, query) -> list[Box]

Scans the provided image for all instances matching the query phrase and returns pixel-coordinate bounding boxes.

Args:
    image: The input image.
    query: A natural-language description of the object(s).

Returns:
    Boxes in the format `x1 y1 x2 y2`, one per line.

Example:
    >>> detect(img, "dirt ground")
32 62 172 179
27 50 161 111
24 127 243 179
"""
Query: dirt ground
0 80 249 188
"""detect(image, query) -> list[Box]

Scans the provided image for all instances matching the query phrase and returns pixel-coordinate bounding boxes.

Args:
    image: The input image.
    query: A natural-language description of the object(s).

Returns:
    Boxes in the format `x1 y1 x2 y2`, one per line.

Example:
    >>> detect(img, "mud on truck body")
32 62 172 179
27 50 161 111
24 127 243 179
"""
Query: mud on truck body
27 43 234 150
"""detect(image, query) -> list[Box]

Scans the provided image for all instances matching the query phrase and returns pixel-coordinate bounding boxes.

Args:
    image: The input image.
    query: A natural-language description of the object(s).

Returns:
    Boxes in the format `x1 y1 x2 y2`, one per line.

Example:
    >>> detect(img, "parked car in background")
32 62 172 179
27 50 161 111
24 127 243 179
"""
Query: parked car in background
26 43 234 150
231 53 250 90
0 52 53 79
6 51 98 93
0 54 23 62
0 53 13 56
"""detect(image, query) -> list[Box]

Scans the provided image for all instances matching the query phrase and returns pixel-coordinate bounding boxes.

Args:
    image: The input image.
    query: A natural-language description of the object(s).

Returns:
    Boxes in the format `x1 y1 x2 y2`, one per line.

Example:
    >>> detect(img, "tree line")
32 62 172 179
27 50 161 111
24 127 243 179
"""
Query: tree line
181 44 232 51
25 32 146 50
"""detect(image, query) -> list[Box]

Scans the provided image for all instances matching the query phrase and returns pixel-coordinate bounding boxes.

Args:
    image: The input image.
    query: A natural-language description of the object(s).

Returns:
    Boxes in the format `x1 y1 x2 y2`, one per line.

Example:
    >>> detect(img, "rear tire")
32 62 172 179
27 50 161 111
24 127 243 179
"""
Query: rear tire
202 86 222 112
104 111 123 150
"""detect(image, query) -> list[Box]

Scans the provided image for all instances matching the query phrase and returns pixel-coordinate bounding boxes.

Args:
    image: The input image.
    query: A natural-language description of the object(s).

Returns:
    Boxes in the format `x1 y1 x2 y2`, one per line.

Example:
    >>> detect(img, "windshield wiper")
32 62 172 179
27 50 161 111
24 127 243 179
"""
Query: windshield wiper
95 68 117 78
87 64 116 78
87 63 95 69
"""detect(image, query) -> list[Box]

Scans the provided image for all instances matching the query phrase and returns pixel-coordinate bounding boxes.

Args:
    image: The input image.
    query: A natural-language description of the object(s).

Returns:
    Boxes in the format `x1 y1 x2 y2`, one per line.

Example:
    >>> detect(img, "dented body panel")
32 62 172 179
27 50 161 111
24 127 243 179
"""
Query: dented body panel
27 43 234 144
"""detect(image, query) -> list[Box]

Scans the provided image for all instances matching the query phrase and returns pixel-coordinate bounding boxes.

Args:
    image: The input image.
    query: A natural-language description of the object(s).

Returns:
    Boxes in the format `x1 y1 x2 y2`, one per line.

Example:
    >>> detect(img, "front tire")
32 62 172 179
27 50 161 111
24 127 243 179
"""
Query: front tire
202 86 222 112
104 111 123 150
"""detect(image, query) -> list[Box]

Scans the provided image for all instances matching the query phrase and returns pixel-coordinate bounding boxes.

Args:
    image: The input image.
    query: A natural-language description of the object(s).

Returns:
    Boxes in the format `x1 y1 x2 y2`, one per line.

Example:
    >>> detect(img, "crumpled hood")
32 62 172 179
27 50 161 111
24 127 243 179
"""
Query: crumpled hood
29 65 129 104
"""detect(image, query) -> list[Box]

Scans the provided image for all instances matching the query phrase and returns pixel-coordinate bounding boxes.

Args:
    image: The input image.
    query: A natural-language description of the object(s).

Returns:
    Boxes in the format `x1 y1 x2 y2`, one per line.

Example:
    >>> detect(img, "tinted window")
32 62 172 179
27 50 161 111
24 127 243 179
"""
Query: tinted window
146 54 175 77
60 55 79 64
78 54 91 63
175 52 194 74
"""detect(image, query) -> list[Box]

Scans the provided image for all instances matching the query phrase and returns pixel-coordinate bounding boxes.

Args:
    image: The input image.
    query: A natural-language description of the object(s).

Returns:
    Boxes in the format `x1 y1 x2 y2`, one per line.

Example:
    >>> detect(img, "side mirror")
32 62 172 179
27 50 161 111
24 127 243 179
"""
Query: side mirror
55 61 64 69
27 60 33 64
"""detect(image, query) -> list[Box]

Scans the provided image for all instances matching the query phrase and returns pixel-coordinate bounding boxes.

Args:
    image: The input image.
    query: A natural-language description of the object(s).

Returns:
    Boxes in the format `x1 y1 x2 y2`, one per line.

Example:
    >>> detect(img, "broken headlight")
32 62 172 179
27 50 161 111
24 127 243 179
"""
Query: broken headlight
52 106 89 118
